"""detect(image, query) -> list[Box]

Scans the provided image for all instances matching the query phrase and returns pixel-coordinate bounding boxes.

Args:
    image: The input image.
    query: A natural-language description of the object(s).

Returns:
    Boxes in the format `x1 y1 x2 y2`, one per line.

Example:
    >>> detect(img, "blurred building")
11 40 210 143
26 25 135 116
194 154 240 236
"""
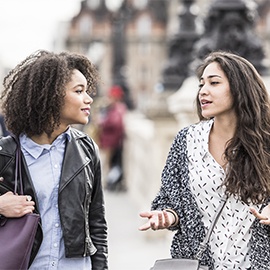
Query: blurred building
57 0 270 110
54 0 270 215
63 0 170 110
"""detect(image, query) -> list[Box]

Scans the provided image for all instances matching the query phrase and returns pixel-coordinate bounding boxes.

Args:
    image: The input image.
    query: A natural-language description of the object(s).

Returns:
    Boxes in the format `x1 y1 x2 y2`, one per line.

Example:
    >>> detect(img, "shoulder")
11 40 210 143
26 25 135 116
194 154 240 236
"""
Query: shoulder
0 135 17 155
69 127 99 154
186 119 213 138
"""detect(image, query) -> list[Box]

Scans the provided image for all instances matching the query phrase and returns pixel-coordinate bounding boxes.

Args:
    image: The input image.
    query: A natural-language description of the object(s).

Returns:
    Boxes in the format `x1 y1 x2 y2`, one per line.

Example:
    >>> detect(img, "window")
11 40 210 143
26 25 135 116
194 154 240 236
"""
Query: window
136 15 152 37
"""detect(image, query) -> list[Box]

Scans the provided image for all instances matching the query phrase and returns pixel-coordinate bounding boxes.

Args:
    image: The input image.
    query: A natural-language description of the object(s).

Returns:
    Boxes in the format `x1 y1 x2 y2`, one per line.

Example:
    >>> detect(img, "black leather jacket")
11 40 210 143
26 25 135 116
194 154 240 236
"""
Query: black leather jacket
0 128 108 270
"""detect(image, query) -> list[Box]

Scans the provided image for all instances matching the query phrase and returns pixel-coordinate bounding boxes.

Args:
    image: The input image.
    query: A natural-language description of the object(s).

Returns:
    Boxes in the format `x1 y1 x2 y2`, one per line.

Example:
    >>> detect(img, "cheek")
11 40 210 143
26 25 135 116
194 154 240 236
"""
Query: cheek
223 93 234 109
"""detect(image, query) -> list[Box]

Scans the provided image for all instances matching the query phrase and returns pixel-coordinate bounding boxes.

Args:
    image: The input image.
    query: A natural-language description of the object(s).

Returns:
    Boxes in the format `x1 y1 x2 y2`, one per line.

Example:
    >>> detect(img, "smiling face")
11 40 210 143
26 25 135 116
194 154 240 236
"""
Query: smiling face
198 62 235 120
59 69 93 129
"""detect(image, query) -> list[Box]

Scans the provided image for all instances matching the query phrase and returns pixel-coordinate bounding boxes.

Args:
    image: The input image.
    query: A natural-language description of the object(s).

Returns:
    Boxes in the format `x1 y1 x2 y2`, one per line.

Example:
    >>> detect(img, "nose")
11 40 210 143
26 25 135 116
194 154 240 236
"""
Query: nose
85 92 93 104
199 84 209 97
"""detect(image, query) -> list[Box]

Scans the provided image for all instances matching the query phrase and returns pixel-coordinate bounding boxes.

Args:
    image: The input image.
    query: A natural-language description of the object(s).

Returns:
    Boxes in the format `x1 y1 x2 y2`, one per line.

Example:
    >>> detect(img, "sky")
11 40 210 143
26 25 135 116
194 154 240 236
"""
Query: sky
0 0 122 68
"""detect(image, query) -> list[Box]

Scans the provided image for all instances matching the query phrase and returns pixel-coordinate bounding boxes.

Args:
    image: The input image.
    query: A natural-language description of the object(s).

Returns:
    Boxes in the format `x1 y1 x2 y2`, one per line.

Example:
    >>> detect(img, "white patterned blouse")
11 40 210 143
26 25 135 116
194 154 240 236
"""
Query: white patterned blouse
187 119 261 269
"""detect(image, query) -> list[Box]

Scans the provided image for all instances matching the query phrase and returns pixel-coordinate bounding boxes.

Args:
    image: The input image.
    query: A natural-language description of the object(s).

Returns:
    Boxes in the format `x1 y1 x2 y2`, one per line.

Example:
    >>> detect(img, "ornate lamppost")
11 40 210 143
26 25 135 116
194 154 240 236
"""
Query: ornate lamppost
161 0 200 91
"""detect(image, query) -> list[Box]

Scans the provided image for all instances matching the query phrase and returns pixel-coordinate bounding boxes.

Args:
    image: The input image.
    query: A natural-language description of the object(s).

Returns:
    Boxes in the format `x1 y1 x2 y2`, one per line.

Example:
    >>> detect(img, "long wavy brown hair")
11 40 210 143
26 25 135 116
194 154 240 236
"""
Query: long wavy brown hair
196 51 270 205
0 50 99 137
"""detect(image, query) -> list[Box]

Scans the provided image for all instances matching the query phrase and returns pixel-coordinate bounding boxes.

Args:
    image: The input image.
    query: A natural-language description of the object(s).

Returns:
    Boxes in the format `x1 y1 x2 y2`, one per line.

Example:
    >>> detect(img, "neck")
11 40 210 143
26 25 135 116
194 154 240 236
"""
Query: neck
30 125 69 145
211 115 236 141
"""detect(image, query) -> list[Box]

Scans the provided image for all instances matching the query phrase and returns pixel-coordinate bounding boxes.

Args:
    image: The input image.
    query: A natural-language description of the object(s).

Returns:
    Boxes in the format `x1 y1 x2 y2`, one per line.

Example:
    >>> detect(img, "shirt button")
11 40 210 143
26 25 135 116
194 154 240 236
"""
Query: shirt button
53 243 58 248
54 164 58 169
55 223 59 228
85 157 89 161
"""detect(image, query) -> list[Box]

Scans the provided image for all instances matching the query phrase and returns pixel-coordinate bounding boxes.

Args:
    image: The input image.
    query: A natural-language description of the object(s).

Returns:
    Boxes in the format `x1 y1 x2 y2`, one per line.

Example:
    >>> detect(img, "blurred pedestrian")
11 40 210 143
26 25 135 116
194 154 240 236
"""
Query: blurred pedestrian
139 51 270 269
0 50 108 270
97 85 126 191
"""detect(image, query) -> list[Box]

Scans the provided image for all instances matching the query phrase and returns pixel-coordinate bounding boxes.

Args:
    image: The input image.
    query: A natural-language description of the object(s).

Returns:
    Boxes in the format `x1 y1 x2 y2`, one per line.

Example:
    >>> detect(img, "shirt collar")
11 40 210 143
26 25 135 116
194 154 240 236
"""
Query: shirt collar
201 119 214 160
20 128 71 160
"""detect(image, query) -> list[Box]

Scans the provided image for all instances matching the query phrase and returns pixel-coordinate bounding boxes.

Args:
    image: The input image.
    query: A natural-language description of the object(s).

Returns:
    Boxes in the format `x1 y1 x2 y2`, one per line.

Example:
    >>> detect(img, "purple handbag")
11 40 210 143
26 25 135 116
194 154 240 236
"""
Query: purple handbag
0 139 40 270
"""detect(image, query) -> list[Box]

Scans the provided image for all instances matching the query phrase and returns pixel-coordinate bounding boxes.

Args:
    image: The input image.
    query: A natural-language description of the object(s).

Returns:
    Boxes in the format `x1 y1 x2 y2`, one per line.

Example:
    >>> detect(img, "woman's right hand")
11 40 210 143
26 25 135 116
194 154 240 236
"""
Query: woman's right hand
138 210 175 231
0 191 35 218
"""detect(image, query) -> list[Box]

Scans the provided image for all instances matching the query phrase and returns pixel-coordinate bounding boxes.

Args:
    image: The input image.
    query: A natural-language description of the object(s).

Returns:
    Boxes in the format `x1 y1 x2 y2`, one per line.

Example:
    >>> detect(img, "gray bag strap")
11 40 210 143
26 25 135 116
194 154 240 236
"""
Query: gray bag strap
195 196 227 260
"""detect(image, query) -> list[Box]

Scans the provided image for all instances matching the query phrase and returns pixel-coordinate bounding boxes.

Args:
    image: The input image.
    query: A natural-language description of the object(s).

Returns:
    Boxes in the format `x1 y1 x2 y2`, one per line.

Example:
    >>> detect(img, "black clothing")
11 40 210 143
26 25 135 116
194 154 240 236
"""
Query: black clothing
0 128 108 270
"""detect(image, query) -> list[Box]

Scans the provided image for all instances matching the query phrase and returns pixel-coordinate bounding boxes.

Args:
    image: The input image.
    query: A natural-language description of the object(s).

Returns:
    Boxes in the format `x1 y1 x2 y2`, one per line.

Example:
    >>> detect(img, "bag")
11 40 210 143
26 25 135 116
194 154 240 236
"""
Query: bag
150 258 208 270
0 213 40 270
0 137 40 270
150 197 227 270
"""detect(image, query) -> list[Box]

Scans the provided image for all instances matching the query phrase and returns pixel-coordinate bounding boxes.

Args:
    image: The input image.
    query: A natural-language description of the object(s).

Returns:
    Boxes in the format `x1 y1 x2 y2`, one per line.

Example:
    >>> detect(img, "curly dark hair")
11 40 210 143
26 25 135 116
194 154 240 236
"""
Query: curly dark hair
196 51 270 204
0 50 99 137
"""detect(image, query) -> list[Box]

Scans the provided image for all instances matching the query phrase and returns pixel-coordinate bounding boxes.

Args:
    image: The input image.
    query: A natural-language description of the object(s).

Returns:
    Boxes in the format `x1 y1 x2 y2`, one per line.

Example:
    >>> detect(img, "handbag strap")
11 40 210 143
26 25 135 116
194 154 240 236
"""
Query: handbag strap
195 195 227 260
12 135 23 195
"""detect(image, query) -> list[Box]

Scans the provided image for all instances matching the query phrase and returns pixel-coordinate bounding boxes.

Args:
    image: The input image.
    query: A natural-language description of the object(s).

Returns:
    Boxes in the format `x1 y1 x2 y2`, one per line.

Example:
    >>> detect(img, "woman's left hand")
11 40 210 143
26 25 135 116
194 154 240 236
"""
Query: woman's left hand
250 204 270 225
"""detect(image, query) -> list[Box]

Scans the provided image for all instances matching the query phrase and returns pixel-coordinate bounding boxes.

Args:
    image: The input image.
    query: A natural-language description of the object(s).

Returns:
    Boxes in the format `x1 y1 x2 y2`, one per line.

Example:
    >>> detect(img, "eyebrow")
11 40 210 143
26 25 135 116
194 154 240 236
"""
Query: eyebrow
200 74 222 81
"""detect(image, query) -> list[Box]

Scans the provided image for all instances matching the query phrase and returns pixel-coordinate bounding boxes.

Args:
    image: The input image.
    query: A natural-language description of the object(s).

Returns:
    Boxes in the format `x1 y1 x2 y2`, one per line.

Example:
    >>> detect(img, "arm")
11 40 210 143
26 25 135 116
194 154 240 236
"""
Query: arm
89 144 108 270
139 128 189 232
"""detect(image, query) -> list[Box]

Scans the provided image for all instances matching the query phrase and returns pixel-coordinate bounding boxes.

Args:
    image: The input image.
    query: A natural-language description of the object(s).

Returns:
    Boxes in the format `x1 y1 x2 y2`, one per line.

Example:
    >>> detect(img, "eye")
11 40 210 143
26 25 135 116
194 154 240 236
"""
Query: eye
211 81 219 85
75 89 83 94
198 83 204 89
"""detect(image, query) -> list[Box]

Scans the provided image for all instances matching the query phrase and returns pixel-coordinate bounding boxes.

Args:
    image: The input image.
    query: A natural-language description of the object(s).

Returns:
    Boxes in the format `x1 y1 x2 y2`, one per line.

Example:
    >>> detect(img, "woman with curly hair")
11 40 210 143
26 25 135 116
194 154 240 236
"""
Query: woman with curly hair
0 50 108 270
140 51 270 269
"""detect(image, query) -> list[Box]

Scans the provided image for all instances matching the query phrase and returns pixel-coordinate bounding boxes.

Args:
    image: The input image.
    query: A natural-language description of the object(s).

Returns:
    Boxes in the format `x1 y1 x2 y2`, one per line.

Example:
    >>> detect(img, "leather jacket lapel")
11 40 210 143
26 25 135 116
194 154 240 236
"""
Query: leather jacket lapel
59 134 91 192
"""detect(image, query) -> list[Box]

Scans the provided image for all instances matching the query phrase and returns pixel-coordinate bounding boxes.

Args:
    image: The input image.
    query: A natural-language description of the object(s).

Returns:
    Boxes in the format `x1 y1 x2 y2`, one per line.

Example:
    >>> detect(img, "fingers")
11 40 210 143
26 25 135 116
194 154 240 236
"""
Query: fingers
138 222 151 231
0 192 35 218
250 207 270 225
150 212 163 230
23 206 35 215
162 210 171 227
139 212 153 231
139 210 172 231
139 211 152 218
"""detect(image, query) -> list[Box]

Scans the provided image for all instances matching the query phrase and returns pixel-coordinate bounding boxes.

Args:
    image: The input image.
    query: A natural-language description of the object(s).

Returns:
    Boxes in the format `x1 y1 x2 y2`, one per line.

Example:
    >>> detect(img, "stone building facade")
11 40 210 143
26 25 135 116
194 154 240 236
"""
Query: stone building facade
60 0 270 215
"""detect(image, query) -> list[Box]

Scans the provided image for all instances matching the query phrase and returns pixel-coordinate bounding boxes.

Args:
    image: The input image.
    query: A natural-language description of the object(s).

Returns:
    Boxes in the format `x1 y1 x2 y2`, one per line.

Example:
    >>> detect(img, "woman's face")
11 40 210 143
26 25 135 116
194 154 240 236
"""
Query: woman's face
60 69 93 128
198 62 235 120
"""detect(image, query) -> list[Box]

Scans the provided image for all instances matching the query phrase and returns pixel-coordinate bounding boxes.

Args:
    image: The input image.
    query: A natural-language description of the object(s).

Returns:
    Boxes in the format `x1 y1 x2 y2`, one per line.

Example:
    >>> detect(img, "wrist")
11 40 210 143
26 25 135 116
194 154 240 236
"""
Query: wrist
164 208 179 227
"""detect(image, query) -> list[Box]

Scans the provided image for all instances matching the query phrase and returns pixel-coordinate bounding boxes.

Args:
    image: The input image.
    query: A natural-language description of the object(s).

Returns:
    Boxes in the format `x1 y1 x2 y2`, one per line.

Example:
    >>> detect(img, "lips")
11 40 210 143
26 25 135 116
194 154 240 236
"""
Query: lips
81 108 90 115
200 99 212 108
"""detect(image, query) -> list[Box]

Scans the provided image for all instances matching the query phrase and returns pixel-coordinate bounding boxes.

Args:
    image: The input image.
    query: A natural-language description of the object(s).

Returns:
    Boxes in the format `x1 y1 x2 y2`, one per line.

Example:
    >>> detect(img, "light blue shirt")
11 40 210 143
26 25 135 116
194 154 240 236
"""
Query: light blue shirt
20 130 92 270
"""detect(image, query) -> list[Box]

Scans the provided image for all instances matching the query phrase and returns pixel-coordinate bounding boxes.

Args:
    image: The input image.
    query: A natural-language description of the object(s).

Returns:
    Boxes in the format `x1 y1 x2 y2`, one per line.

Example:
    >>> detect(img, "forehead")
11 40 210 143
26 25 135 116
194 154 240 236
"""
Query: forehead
201 62 226 79
71 69 86 81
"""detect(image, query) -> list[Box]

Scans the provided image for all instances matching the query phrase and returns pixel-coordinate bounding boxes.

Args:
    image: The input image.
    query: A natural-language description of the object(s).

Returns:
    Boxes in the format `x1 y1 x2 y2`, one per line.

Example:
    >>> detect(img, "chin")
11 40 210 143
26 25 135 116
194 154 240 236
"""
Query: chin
202 112 214 119
81 119 89 125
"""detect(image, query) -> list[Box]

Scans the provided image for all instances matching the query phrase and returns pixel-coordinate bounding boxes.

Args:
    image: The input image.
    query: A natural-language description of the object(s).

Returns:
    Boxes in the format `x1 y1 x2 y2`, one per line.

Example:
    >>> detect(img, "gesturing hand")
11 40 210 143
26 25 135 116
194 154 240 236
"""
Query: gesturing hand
250 203 270 225
138 210 175 231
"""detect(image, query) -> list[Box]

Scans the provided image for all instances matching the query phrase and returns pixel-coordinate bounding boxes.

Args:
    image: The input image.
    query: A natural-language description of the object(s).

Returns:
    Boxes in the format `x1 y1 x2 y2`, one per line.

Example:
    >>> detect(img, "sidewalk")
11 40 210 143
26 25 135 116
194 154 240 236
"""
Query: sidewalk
104 190 172 270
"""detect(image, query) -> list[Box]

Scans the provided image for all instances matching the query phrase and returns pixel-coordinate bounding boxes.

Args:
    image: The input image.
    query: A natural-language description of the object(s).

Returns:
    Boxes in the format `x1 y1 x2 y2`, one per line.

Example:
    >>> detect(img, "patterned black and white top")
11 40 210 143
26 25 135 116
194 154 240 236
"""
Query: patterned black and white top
151 120 270 270
188 119 260 269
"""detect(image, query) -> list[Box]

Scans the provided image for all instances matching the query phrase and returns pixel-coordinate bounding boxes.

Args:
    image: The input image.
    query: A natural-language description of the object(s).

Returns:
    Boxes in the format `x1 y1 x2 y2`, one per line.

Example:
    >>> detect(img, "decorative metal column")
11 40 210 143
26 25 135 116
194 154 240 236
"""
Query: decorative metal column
161 0 200 91
111 1 134 109
194 0 267 75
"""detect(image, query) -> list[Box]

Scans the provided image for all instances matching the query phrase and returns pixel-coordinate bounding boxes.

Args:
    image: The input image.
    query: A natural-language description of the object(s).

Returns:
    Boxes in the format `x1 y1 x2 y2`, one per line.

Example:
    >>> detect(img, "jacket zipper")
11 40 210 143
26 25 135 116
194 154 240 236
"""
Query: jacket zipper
83 180 91 256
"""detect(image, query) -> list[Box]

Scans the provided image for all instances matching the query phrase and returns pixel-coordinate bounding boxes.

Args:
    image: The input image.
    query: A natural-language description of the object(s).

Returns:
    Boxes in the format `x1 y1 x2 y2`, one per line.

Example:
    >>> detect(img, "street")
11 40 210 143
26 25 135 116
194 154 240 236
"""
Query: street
104 190 172 270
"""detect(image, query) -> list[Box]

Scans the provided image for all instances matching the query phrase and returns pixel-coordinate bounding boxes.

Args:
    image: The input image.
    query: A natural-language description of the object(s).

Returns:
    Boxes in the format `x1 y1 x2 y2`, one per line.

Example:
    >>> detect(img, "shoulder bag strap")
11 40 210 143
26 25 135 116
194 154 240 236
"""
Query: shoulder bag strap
195 195 227 260
12 135 23 196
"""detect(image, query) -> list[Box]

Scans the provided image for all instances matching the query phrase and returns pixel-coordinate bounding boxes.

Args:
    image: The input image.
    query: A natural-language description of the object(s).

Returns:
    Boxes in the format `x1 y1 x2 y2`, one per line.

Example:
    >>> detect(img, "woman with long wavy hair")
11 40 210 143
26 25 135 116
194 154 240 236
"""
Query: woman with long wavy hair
140 51 270 270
